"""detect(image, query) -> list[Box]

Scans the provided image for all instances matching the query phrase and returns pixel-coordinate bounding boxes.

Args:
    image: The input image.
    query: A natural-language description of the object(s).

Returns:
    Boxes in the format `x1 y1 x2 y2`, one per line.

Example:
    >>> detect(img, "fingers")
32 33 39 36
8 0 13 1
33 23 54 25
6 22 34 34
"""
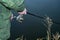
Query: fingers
18 8 27 15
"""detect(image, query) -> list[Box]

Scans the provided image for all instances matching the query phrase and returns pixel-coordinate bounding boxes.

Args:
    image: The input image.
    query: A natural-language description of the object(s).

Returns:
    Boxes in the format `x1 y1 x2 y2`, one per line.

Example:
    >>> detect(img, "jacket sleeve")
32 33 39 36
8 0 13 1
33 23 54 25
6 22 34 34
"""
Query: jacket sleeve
0 0 25 12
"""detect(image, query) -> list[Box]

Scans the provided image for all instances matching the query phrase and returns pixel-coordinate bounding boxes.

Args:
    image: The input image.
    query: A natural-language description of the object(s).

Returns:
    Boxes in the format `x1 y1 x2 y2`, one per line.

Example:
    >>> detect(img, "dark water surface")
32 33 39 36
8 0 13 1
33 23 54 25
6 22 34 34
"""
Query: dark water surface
10 0 60 40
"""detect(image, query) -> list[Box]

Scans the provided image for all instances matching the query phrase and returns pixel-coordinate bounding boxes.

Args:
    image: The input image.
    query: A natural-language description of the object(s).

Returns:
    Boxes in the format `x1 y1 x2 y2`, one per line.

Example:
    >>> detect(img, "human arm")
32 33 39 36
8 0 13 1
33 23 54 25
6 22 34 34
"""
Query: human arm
0 0 25 12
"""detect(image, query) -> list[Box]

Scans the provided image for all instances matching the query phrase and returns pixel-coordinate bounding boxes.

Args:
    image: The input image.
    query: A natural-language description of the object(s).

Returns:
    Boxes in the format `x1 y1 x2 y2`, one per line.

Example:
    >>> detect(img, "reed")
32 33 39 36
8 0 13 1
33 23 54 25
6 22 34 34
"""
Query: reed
42 15 53 40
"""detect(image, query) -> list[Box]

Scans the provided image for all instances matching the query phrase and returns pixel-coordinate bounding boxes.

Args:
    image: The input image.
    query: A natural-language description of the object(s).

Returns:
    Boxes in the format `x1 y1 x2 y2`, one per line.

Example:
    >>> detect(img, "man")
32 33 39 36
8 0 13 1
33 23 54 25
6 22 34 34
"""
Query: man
0 0 27 40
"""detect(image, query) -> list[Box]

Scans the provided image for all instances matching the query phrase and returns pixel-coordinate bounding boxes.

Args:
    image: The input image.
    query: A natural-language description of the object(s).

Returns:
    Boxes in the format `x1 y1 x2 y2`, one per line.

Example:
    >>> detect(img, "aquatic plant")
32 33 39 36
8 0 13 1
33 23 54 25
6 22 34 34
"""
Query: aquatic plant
36 38 43 40
16 35 24 40
53 32 60 40
42 15 53 40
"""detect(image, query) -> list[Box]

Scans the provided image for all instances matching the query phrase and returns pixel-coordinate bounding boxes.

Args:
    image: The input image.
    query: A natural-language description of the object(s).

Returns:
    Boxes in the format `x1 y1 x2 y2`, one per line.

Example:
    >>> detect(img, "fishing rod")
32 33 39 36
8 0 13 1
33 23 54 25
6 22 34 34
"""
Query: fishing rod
27 12 60 25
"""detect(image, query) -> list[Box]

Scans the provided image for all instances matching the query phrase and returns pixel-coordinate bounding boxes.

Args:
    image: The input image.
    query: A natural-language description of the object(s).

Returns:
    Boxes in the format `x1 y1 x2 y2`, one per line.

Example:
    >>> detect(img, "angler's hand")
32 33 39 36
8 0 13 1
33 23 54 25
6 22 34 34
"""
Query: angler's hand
18 8 27 15
17 8 27 23
10 8 27 20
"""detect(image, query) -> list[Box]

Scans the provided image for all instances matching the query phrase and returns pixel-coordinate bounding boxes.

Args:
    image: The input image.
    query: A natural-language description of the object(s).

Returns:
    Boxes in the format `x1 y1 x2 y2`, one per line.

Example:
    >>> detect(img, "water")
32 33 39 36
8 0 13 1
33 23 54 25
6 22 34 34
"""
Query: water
10 0 60 40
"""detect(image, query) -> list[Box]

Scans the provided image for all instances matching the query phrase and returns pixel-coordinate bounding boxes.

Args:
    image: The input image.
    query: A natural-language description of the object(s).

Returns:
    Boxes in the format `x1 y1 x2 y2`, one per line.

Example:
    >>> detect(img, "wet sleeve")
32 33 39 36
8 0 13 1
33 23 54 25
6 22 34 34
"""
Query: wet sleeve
0 0 25 12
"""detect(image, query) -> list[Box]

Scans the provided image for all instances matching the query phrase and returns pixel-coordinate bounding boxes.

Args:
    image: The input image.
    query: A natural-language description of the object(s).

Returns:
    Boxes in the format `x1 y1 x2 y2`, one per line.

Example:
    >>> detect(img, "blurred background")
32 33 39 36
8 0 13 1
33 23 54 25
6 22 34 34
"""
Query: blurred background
10 0 60 40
